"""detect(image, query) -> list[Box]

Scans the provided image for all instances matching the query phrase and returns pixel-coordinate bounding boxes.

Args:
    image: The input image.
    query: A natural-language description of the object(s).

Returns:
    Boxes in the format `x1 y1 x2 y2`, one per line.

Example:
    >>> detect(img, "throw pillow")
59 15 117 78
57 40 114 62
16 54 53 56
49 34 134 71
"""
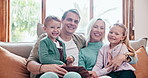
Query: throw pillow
37 23 45 37
130 38 147 50
131 46 148 78
0 47 30 78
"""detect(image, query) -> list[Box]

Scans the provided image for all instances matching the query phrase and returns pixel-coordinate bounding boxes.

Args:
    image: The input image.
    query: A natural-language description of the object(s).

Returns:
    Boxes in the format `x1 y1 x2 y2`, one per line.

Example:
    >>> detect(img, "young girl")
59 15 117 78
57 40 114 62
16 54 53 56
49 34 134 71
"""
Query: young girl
38 16 76 78
91 23 136 78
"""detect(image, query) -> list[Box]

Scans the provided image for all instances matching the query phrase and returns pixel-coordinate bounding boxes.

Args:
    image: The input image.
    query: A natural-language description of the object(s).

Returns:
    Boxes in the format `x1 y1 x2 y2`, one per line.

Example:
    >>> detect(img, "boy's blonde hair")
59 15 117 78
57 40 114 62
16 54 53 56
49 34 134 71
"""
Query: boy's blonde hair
44 15 61 27
113 23 135 53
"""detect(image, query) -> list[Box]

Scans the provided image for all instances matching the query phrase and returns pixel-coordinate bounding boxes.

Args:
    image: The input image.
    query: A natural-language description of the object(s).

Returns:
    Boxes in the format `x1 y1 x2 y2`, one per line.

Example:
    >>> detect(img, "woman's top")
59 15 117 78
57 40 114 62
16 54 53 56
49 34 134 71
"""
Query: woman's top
78 41 103 71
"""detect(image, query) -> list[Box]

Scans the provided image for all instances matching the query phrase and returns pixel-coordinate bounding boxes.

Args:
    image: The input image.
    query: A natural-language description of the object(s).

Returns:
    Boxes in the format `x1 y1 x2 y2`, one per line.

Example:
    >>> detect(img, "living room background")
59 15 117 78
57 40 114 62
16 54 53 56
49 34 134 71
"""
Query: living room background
0 0 135 43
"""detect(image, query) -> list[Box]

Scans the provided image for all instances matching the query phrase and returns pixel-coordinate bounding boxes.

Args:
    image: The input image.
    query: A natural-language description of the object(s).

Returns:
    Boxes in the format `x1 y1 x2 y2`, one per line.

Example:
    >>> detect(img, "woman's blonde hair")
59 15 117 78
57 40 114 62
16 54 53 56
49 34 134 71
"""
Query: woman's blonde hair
86 18 105 46
113 23 135 53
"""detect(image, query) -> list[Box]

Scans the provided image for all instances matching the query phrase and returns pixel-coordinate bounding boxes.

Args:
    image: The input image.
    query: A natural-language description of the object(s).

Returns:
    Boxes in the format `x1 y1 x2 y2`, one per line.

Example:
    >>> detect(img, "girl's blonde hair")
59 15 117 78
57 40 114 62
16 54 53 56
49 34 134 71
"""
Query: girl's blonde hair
86 18 106 46
113 23 135 53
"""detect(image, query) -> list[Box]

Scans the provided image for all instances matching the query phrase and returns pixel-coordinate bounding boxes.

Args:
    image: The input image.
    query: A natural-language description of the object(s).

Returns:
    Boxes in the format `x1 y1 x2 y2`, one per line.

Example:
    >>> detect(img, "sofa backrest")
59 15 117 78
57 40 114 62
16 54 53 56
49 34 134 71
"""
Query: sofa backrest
0 42 34 58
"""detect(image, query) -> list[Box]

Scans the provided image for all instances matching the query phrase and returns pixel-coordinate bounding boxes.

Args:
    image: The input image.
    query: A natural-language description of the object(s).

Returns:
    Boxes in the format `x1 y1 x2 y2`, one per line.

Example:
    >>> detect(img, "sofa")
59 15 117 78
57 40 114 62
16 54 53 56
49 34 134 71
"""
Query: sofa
0 23 148 78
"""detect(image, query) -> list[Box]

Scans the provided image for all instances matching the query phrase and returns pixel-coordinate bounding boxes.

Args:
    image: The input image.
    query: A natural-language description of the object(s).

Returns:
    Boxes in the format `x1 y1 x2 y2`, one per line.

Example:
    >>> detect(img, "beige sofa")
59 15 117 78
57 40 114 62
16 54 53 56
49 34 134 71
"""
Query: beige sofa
0 23 147 78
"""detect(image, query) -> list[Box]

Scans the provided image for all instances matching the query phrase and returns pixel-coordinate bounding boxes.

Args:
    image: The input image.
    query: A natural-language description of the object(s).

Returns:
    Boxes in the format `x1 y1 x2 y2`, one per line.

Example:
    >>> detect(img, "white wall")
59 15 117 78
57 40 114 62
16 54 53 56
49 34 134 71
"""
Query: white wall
134 0 148 46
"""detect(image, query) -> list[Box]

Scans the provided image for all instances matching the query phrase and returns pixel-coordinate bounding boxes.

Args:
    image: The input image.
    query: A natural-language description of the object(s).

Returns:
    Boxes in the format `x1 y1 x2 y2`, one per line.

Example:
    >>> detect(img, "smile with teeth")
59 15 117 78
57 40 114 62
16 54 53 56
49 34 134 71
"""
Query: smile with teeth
52 32 59 36
109 37 115 40
68 25 76 30
94 32 101 36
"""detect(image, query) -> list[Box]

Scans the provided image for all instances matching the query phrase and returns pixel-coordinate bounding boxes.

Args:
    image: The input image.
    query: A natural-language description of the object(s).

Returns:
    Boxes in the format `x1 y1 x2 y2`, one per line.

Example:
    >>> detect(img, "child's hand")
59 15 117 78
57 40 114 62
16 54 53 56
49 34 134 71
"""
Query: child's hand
66 56 74 66
88 71 98 78
105 64 113 72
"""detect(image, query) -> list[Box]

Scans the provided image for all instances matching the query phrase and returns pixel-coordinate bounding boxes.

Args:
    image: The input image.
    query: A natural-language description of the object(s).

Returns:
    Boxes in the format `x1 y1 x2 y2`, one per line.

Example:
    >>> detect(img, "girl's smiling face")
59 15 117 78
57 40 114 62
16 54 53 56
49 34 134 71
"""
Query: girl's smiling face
108 26 125 45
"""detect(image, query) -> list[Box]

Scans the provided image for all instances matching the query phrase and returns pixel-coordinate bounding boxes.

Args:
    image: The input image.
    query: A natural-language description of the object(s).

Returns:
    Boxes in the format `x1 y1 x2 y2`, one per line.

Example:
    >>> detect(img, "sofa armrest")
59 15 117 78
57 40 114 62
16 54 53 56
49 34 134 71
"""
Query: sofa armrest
0 42 34 58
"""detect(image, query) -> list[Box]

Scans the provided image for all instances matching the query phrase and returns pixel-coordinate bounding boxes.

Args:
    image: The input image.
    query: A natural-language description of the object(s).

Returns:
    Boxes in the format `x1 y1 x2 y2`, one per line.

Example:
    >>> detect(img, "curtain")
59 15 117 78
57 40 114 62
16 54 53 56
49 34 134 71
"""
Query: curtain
0 0 10 42
123 0 135 40
42 0 46 24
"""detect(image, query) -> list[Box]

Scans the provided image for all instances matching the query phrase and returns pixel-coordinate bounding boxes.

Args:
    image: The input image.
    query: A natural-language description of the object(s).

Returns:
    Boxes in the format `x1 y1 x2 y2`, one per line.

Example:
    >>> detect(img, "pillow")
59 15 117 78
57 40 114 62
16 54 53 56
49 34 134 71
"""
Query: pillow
130 38 147 50
37 23 45 37
131 46 148 78
0 47 30 78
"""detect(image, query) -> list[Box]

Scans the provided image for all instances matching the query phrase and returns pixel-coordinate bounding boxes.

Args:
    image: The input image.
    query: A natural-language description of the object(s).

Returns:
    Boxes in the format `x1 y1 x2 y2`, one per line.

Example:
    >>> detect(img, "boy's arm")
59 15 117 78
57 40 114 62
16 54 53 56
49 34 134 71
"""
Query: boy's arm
66 55 74 66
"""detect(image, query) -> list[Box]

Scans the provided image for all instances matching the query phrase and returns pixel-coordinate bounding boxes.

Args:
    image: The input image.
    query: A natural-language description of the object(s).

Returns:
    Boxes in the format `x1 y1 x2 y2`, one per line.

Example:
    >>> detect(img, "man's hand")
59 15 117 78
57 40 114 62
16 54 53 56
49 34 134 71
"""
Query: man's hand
41 64 68 77
106 54 126 71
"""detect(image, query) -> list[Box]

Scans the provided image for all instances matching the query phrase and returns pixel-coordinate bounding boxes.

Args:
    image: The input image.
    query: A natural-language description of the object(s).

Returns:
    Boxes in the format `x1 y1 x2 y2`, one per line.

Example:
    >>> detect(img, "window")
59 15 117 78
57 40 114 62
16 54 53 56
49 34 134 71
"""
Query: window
10 0 41 42
94 0 123 43
10 0 122 42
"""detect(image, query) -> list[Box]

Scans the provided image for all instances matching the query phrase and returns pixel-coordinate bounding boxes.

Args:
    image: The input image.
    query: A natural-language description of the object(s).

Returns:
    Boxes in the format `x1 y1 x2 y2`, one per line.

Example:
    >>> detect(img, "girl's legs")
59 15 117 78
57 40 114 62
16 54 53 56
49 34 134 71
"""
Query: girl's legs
107 72 118 78
119 70 136 78
63 72 82 78
40 72 59 78
108 70 136 78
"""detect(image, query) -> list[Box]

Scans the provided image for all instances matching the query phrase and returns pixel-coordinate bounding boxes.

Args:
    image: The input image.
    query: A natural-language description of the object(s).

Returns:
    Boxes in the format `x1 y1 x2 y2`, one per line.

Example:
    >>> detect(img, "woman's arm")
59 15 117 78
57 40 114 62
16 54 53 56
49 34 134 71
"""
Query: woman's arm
78 50 86 68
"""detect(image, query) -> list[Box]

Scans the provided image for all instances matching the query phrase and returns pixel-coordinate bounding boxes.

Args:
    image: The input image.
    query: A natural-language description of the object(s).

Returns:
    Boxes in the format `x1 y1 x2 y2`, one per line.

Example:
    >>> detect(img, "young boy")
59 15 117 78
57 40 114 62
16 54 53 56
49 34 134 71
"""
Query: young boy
38 16 74 78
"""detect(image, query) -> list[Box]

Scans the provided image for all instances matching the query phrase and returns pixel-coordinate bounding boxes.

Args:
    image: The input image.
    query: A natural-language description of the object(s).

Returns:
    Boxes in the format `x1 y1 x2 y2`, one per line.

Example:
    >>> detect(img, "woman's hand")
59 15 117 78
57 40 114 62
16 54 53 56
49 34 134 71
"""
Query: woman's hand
106 54 126 71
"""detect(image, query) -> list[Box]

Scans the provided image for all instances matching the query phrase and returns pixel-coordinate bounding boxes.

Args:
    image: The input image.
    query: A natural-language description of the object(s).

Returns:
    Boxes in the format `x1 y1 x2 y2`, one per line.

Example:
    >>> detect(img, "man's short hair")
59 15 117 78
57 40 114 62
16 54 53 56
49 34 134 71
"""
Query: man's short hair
62 9 81 21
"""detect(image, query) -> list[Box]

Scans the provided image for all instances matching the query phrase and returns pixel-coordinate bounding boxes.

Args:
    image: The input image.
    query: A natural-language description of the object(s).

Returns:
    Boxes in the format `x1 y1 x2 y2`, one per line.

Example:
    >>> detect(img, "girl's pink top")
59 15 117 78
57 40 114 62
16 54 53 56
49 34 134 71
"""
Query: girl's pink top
92 43 135 76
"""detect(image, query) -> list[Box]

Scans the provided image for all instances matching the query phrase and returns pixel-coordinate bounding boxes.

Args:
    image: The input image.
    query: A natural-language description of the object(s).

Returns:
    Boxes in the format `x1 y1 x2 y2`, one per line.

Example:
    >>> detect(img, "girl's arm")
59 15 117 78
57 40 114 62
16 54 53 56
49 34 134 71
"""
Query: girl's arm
107 44 138 71
92 48 111 76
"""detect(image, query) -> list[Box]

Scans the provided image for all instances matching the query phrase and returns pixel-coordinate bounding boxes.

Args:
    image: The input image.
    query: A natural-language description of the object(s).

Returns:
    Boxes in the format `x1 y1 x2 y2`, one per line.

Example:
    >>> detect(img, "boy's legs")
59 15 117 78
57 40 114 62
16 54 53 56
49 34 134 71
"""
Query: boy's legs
40 72 59 78
63 72 82 78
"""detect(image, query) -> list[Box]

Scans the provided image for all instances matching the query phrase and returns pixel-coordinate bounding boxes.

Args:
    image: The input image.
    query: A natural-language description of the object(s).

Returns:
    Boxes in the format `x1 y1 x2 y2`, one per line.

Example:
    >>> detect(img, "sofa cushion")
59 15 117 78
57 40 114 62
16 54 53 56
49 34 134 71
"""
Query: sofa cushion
0 47 30 78
131 46 148 78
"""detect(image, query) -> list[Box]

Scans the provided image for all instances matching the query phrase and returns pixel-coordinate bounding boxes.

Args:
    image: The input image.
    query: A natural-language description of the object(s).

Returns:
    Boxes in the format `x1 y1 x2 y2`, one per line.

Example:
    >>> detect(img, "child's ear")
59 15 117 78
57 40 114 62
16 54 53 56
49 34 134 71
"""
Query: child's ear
43 26 46 31
121 36 126 41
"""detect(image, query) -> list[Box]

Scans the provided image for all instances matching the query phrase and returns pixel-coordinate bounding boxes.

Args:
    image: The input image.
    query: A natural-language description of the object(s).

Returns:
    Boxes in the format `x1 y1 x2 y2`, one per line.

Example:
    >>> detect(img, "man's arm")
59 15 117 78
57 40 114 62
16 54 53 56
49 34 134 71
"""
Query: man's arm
27 61 42 74
27 33 67 76
27 61 67 76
